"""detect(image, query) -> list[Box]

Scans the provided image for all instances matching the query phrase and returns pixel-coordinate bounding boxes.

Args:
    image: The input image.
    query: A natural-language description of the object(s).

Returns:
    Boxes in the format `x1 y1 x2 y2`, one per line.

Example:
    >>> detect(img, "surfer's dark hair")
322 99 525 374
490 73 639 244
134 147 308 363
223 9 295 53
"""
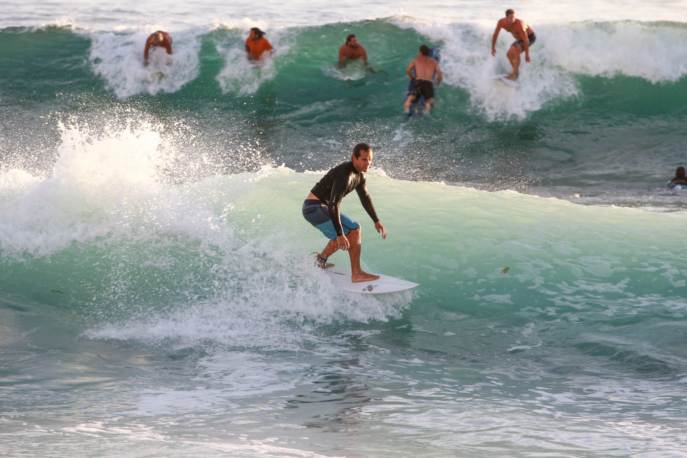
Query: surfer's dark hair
346 34 356 44
250 27 265 38
419 44 430 56
353 143 371 157
677 166 686 178
505 9 514 16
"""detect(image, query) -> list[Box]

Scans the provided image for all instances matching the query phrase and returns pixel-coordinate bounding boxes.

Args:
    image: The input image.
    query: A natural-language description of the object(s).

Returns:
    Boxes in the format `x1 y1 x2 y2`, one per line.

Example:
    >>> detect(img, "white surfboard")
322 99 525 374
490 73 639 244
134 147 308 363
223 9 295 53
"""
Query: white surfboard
323 269 419 295
495 74 518 87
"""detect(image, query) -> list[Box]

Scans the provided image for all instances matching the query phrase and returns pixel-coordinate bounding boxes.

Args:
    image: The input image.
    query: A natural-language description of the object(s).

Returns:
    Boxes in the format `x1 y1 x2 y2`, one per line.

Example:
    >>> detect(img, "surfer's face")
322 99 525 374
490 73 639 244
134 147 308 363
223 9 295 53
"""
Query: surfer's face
348 37 358 47
352 149 373 172
506 13 515 25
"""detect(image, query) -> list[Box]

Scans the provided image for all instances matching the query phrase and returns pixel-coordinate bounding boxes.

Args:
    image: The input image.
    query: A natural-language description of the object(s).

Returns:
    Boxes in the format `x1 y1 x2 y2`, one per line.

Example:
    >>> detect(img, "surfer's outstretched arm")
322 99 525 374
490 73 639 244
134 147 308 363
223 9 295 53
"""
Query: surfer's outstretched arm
356 184 385 239
491 20 503 56
338 47 346 68
143 36 153 64
406 59 416 79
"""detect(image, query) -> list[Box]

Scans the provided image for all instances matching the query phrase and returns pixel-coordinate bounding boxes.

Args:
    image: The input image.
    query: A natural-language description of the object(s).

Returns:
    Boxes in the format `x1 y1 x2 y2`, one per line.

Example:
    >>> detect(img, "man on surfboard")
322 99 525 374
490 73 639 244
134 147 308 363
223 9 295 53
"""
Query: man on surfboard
491 9 536 81
143 31 173 66
338 34 368 68
302 143 387 283
403 45 443 114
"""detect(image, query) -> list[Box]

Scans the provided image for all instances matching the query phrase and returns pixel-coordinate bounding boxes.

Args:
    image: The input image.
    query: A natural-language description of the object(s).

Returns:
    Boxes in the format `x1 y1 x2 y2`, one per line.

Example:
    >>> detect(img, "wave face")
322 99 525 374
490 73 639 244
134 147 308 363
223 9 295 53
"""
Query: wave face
2 122 687 456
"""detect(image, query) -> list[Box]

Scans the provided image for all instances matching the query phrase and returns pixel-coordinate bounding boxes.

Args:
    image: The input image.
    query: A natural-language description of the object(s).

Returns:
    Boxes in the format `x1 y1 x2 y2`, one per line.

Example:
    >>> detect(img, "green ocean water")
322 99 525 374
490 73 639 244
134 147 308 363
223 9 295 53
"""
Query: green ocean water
2 16 687 458
2 21 687 201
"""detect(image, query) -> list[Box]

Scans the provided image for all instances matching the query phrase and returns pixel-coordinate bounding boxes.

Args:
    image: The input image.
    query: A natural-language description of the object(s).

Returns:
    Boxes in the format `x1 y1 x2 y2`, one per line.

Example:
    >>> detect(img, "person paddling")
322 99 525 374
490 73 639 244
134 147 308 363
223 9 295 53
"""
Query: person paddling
245 27 273 61
403 44 443 114
338 34 368 68
143 31 172 66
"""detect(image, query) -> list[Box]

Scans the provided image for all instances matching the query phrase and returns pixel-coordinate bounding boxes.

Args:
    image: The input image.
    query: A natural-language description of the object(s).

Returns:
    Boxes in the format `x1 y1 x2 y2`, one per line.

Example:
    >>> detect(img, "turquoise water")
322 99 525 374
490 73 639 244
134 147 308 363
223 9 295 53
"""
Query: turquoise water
2 2 687 456
2 21 687 205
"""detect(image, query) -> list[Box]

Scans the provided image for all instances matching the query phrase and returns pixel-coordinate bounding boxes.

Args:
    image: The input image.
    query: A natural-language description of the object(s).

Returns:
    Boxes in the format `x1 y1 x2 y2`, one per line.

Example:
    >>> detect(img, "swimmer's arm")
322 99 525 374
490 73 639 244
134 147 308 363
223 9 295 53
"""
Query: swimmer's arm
327 201 344 237
519 28 530 61
406 60 416 79
356 183 385 238
356 182 379 223
362 47 368 66
143 36 153 64
491 20 503 55
163 41 172 55
436 64 443 84
338 46 346 68
327 180 348 237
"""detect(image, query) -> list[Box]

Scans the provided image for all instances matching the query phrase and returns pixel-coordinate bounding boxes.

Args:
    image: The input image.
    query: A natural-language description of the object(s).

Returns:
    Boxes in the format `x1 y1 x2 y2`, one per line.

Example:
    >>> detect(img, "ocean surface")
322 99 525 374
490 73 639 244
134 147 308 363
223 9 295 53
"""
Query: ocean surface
1 1 687 456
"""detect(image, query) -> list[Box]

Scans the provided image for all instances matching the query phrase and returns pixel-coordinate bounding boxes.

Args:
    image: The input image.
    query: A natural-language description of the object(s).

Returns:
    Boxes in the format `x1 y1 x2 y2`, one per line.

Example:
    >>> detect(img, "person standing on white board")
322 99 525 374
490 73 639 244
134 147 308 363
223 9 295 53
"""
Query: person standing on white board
302 143 387 283
491 9 536 81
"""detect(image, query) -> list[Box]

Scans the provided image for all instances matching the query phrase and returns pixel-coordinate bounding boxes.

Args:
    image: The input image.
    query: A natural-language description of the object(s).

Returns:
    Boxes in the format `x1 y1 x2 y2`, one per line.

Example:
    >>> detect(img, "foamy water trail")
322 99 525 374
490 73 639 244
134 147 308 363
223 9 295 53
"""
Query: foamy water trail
89 30 202 98
0 120 409 351
401 19 687 119
542 21 687 82
215 28 291 95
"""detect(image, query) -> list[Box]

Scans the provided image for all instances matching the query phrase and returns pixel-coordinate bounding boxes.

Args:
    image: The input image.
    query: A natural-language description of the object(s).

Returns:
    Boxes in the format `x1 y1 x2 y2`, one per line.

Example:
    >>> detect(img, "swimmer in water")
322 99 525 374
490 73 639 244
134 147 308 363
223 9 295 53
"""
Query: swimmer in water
143 31 172 66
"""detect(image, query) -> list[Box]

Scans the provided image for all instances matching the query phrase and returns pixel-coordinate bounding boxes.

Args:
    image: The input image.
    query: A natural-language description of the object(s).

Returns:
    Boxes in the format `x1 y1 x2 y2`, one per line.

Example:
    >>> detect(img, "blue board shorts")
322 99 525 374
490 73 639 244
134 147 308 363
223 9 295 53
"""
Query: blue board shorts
302 199 359 240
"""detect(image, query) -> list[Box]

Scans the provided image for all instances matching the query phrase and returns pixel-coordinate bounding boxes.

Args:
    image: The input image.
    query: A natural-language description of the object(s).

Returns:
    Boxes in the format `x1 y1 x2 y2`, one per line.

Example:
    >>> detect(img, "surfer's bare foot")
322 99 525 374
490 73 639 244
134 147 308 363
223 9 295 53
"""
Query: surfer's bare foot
506 73 518 81
314 254 335 269
351 271 379 283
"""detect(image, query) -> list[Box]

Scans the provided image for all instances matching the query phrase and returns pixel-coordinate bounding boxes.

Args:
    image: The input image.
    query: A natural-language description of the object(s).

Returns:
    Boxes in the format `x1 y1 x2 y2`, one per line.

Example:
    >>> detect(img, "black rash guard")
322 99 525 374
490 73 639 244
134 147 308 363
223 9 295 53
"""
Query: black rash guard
310 161 379 236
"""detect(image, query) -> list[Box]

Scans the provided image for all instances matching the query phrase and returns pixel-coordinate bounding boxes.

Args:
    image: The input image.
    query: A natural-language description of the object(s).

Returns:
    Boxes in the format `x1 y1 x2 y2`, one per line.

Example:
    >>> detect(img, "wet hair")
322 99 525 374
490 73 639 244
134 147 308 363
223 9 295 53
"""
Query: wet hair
419 44 430 56
346 34 356 44
250 27 265 38
505 9 514 16
676 166 686 178
353 143 371 158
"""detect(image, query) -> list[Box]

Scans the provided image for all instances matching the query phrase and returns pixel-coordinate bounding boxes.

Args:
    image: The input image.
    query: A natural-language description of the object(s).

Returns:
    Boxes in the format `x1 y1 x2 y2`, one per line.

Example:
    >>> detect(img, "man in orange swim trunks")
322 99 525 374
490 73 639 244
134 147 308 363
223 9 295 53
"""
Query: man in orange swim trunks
338 34 368 68
245 27 273 61
143 31 172 66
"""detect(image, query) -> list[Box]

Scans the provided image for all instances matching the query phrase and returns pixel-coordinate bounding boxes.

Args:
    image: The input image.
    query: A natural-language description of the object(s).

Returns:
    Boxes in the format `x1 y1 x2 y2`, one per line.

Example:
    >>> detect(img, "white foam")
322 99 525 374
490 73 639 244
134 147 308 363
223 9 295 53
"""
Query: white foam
84 253 406 349
89 30 202 98
0 120 408 343
397 19 687 120
394 20 577 121
540 22 687 83
321 61 367 81
0 121 168 256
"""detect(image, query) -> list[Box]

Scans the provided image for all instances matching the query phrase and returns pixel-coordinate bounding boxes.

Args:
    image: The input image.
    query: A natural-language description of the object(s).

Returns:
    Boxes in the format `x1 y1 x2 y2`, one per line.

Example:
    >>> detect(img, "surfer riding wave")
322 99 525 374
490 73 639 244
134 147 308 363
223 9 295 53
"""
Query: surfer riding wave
302 143 386 283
